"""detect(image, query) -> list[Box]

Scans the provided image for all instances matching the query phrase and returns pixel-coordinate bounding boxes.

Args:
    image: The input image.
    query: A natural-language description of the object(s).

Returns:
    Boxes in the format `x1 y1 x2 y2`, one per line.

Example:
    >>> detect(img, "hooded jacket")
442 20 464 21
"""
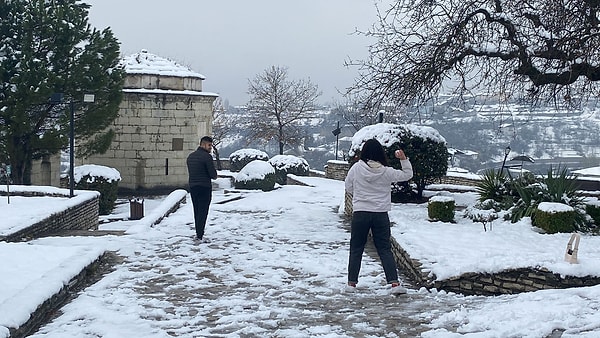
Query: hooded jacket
345 159 413 212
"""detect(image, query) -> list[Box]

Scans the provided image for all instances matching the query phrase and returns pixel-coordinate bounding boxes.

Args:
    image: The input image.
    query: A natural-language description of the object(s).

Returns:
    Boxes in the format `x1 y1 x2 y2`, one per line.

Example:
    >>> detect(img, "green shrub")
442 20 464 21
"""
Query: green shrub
476 169 507 202
534 202 576 233
510 166 587 231
233 160 276 191
74 165 120 215
229 149 269 172
428 196 455 222
268 155 310 185
586 202 600 227
348 123 447 199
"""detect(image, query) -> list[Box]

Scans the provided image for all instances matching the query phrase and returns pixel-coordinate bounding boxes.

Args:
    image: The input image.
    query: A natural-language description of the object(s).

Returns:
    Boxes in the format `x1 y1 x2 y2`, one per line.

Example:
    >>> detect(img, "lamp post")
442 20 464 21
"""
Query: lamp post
500 146 511 175
331 121 342 160
51 93 95 197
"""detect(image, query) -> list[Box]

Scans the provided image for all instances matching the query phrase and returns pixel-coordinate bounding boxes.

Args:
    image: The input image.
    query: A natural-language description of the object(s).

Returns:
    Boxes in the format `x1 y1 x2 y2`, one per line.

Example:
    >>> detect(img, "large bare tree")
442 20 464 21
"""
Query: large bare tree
247 66 321 155
348 0 600 110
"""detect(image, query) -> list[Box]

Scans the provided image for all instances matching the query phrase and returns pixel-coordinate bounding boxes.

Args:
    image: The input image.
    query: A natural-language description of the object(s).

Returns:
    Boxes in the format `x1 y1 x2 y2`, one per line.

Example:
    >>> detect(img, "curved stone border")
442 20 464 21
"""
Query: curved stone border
7 251 117 338
0 192 99 242
391 237 600 295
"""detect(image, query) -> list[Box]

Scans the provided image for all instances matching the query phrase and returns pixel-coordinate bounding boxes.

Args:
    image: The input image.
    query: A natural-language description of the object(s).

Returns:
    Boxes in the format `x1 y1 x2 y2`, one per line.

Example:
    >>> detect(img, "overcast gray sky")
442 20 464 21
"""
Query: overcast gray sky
85 0 388 106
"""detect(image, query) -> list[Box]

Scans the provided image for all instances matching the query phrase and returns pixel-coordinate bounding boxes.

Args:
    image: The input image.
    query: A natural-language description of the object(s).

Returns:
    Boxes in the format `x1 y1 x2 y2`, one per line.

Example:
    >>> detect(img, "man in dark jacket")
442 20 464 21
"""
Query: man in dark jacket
187 136 218 241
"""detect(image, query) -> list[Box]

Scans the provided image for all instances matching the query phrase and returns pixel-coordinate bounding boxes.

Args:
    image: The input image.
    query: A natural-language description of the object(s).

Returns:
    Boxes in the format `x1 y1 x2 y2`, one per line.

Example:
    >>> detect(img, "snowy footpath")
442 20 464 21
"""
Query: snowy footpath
3 176 600 337
21 178 446 337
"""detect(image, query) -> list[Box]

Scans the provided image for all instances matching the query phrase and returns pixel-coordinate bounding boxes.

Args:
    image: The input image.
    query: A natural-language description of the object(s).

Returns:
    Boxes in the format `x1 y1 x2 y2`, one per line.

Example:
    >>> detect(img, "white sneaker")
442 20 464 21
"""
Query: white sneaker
343 282 357 293
391 282 407 295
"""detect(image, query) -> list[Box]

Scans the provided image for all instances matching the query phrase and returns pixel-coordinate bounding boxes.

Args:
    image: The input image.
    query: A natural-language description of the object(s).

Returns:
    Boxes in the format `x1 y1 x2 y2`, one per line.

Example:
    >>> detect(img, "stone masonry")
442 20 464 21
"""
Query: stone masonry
82 50 217 192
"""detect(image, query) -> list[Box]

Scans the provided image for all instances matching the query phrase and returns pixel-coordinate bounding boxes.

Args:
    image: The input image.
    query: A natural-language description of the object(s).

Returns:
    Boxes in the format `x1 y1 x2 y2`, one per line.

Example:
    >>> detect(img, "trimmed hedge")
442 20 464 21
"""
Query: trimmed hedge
268 155 309 185
534 202 576 234
233 160 276 191
75 175 119 215
428 196 455 222
229 149 269 172
73 165 120 215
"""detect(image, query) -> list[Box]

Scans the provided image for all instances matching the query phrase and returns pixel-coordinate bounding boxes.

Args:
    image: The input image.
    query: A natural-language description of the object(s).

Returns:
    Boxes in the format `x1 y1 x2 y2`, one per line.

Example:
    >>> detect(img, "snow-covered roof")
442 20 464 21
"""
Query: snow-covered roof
121 49 206 79
573 166 600 178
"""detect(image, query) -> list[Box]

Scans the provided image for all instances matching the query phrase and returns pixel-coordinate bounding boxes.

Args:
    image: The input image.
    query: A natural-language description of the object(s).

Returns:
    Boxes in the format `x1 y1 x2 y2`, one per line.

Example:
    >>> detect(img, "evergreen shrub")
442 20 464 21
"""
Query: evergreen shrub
229 149 269 172
234 160 276 191
534 202 576 233
347 123 447 200
428 196 455 222
268 155 309 185
586 203 600 227
74 165 120 215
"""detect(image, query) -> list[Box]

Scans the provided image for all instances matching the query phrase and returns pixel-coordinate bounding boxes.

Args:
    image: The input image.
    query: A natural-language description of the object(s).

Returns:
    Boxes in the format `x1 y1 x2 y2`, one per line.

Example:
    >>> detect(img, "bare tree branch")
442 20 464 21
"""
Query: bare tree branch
347 0 600 110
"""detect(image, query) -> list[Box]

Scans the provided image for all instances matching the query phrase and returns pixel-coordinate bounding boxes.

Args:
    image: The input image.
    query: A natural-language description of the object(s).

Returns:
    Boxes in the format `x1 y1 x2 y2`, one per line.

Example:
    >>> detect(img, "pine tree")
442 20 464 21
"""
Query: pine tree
0 0 124 184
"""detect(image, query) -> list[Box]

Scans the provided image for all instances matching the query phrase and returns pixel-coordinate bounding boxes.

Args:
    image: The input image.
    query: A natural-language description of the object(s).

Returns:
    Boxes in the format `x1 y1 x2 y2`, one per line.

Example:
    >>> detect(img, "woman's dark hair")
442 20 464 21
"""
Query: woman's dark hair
360 139 388 166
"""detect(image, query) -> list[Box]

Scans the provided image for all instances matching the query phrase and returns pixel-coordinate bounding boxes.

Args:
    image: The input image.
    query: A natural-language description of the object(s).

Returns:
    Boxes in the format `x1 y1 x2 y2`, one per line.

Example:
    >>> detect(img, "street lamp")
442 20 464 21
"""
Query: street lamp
331 121 342 160
51 93 95 197
500 146 511 175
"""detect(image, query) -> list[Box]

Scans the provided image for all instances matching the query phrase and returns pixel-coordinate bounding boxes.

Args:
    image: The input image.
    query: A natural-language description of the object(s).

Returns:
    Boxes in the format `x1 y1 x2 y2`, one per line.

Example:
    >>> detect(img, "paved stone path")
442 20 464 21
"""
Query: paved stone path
34 195 473 337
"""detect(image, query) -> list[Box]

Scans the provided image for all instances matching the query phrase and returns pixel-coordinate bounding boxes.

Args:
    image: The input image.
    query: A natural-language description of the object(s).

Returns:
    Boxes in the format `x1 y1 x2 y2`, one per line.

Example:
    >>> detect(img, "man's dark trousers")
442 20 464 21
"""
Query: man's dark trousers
190 185 212 239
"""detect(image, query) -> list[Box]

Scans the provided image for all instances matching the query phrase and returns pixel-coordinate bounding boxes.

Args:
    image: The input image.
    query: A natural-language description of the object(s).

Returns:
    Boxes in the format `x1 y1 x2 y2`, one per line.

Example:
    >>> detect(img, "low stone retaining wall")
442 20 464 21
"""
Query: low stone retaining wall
390 236 600 296
325 160 350 181
0 192 99 242
8 251 114 338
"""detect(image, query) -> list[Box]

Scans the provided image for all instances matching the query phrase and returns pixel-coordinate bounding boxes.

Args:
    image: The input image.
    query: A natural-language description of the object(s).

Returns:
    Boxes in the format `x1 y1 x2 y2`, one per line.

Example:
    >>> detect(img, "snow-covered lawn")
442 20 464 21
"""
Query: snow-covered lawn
2 177 600 337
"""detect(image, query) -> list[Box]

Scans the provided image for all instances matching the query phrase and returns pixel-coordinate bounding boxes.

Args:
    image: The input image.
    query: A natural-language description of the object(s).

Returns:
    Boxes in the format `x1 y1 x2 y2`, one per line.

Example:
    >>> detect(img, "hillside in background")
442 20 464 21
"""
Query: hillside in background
217 97 600 174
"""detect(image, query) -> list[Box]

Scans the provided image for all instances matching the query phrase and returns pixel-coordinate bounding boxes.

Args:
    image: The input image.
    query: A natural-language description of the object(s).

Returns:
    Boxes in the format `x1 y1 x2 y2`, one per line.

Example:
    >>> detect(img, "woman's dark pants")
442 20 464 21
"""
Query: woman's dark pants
348 211 399 284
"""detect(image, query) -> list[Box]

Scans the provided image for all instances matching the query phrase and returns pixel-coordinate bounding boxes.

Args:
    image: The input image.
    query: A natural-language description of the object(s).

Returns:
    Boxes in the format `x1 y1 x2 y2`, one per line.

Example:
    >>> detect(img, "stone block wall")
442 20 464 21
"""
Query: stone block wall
0 192 99 242
325 160 350 181
83 91 216 191
29 153 62 187
123 74 203 92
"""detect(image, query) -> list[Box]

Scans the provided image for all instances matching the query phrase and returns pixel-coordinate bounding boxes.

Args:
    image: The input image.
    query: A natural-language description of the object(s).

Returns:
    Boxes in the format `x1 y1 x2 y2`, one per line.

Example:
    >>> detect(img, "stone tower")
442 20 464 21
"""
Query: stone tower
83 50 218 192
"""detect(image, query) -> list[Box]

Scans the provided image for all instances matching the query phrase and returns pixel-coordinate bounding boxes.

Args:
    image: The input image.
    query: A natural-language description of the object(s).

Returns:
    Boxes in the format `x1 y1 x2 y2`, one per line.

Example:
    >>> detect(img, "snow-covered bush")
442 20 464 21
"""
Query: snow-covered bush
74 164 121 215
534 202 576 234
585 198 600 227
229 149 269 172
510 166 588 231
427 195 455 222
234 160 276 191
268 155 309 185
348 123 447 199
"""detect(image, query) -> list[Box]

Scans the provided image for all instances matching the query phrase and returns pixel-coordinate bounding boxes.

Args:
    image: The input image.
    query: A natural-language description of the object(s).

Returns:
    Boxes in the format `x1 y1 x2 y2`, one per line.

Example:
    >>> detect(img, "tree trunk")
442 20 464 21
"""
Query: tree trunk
8 136 32 185
213 146 222 170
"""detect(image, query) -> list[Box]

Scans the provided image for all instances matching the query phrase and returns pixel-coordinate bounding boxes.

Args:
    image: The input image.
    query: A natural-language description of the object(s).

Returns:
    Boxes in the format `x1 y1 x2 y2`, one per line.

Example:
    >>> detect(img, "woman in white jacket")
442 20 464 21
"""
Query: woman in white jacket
345 138 413 294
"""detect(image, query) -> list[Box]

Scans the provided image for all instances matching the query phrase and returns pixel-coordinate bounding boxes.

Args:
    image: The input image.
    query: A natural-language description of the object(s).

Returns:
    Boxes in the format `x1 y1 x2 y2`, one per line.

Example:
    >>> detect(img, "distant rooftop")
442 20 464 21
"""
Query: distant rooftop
121 49 205 79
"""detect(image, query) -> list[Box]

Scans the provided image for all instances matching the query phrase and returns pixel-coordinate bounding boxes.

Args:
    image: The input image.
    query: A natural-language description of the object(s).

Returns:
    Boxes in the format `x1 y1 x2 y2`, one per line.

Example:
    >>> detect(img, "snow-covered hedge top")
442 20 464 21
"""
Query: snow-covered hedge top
350 123 446 156
121 49 206 79
268 155 309 170
537 202 574 213
229 149 269 161
235 160 275 182
585 197 600 207
429 196 455 203
74 164 121 184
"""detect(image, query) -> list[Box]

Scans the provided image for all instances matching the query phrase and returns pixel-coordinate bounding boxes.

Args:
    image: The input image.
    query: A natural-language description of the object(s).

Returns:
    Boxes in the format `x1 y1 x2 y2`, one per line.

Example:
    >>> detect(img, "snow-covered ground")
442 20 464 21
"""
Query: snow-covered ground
2 176 600 337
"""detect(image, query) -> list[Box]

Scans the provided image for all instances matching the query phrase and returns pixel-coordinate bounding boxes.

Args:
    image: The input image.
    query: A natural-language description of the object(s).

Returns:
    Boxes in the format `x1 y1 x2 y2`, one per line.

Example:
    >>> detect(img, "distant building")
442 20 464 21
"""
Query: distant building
81 50 218 192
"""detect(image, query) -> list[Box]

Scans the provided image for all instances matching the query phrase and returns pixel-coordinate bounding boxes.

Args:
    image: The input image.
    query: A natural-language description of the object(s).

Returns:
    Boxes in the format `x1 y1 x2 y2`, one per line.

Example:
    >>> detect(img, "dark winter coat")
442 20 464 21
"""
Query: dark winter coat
187 147 217 188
